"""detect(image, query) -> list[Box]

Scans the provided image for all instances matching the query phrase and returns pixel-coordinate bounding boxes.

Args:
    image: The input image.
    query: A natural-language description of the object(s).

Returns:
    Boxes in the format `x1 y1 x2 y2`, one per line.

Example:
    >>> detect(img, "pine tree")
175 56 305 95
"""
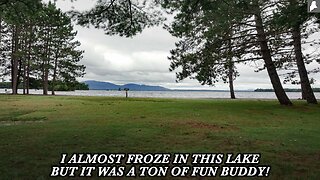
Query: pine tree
36 2 85 95
271 0 318 104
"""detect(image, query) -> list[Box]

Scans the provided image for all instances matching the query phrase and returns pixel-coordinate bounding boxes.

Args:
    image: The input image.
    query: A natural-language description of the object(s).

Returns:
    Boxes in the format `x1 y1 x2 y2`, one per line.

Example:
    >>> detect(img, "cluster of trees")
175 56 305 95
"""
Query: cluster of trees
162 0 320 105
68 0 319 105
0 1 85 95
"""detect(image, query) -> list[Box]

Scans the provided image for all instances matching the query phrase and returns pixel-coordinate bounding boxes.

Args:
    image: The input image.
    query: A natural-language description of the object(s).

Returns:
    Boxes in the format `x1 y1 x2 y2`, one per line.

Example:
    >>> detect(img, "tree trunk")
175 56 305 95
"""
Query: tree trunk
26 27 32 95
292 26 317 104
51 53 59 95
301 84 307 100
42 51 49 95
43 29 51 95
228 63 236 99
26 25 33 95
228 32 236 99
26 59 30 95
254 13 292 105
23 62 26 95
17 58 22 94
23 31 27 95
43 58 49 95
11 25 20 95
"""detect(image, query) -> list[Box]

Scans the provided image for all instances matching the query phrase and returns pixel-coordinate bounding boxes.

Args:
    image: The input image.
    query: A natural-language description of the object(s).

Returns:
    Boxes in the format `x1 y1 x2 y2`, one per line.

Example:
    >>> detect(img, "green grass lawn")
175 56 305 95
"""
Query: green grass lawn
0 95 319 179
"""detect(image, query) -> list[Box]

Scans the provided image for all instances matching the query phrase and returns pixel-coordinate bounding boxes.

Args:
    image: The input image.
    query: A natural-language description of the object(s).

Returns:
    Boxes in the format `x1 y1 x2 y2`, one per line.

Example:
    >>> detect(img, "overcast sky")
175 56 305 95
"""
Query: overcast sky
47 0 320 90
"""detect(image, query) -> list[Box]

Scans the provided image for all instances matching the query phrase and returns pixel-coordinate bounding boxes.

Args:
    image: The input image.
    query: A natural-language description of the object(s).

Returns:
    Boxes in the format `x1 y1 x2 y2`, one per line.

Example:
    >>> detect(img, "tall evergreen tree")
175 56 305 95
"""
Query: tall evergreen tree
37 2 85 95
271 0 318 104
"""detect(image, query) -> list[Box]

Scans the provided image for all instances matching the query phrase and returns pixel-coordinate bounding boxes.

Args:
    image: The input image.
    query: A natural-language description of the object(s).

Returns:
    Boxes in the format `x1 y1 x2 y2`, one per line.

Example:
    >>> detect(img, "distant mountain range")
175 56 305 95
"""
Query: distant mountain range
84 80 169 91
83 80 255 92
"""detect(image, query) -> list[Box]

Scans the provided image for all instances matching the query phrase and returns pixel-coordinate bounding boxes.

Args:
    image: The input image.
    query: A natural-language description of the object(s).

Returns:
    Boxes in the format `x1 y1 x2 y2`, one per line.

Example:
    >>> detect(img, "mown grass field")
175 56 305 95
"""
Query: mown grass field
0 95 319 179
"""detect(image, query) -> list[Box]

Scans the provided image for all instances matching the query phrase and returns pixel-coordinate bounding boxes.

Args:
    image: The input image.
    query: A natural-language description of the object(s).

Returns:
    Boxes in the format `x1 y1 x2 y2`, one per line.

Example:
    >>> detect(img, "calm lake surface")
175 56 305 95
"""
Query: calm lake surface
1 89 320 99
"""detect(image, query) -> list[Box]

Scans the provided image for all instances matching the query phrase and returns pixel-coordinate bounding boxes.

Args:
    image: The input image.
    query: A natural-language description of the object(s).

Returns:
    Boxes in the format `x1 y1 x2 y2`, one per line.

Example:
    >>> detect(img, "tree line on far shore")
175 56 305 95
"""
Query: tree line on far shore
0 1 85 95
255 88 320 92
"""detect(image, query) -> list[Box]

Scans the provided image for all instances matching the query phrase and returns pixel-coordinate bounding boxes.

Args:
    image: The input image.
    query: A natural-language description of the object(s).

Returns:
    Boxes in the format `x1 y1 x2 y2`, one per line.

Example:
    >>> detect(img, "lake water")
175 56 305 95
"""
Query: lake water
1 89 319 99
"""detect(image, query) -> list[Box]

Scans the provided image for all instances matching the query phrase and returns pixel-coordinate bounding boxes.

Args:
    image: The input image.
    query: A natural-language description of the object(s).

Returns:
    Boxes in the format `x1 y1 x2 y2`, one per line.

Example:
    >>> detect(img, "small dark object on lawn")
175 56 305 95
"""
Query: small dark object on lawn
124 88 129 98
